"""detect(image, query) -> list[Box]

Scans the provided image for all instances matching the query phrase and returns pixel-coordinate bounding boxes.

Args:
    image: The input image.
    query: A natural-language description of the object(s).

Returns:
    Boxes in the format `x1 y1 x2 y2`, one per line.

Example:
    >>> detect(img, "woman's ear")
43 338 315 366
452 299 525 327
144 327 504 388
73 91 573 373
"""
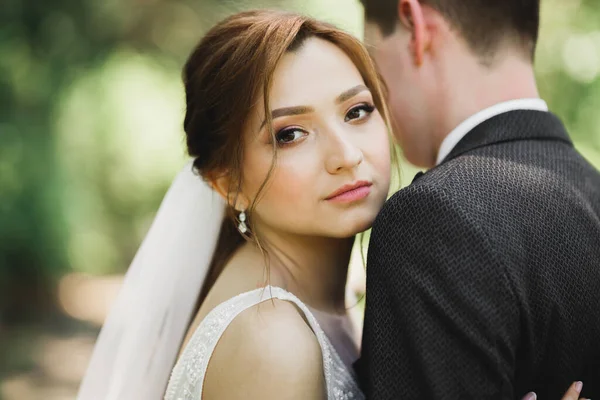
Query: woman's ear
207 172 229 202
208 172 249 211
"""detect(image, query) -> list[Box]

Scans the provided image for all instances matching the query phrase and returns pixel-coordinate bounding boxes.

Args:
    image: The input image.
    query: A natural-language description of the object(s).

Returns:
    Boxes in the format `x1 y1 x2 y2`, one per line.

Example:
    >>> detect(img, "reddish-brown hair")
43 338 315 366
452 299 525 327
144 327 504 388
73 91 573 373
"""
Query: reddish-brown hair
183 9 392 306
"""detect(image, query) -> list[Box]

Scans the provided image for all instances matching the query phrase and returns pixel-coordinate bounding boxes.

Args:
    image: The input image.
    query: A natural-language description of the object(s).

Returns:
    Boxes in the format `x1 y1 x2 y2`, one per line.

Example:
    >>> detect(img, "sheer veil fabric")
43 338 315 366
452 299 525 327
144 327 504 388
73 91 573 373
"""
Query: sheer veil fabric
77 161 225 400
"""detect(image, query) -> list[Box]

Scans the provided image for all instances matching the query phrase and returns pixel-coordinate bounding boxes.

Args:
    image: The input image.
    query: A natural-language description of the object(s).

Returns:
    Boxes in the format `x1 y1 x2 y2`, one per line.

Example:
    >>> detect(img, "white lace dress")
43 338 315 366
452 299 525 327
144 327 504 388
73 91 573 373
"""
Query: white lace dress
164 286 365 400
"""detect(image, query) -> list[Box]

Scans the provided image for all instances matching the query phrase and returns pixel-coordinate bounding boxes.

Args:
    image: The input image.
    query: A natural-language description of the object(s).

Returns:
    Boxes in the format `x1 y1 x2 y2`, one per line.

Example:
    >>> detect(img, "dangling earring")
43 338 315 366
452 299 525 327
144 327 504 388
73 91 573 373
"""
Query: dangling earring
238 210 248 234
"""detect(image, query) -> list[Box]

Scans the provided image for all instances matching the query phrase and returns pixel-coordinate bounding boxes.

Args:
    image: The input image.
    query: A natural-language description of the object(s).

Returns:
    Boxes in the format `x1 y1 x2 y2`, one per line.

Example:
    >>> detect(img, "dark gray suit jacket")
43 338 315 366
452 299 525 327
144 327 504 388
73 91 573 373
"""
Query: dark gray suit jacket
359 110 600 399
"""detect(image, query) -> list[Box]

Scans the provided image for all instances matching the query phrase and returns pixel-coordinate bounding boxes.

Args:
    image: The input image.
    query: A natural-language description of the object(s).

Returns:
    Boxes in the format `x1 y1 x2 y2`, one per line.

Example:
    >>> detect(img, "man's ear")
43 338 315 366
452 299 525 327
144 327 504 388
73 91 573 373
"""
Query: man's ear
398 0 431 66
208 171 249 211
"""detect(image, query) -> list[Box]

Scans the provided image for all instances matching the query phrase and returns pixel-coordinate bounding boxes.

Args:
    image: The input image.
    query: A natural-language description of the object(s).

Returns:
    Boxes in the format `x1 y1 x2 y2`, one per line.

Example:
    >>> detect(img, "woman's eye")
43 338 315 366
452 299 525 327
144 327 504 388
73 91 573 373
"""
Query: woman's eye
345 103 376 122
275 128 307 145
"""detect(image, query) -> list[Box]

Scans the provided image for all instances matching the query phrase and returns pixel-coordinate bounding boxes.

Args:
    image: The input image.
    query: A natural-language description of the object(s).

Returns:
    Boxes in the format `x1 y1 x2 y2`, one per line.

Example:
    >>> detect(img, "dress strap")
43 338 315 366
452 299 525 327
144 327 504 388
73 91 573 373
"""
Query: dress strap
257 287 336 395
164 286 336 400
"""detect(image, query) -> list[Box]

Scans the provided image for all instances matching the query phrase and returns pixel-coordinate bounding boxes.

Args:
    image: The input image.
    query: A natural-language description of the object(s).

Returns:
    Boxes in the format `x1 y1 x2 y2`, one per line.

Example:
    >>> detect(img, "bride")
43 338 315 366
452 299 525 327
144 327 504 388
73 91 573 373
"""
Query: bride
77 10 586 400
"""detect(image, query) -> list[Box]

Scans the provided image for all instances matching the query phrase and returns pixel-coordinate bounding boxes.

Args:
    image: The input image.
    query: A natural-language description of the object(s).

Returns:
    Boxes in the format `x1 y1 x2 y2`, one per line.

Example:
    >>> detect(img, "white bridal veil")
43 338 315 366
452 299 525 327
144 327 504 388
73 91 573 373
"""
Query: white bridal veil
77 161 225 400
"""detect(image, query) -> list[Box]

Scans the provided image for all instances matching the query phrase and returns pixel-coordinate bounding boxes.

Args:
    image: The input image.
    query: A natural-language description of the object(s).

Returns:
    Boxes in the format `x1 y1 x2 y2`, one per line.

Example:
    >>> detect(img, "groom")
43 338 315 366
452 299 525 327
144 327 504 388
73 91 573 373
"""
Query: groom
358 0 600 398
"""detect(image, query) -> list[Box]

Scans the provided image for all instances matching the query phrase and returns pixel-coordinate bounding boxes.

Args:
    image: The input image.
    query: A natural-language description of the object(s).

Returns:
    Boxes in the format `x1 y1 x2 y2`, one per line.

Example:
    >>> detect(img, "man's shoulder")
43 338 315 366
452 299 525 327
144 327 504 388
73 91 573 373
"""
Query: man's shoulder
381 161 465 215
380 152 556 228
380 147 600 247
375 168 462 230
387 146 576 210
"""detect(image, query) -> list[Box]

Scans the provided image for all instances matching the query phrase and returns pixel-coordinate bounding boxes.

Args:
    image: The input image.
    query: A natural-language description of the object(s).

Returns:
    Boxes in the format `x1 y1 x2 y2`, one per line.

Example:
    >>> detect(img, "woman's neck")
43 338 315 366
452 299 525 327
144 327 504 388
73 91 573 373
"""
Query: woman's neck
247 229 355 314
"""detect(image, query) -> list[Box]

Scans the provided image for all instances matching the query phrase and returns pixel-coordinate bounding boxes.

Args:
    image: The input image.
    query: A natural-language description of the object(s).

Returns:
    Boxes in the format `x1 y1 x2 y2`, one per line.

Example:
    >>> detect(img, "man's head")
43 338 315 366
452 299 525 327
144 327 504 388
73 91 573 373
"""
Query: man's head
362 0 541 167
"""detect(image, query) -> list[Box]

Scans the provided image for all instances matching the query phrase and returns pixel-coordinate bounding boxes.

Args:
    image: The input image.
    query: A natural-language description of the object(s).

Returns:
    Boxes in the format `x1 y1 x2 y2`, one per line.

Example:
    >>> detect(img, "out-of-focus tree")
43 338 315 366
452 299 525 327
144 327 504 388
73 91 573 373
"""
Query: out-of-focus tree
0 0 599 396
1 0 600 326
0 0 363 324
537 0 600 165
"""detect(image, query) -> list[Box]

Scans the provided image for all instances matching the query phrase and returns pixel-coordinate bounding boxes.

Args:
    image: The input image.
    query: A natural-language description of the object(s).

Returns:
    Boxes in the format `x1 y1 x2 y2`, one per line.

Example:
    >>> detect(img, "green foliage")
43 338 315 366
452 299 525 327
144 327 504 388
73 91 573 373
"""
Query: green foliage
1 0 599 323
536 0 600 164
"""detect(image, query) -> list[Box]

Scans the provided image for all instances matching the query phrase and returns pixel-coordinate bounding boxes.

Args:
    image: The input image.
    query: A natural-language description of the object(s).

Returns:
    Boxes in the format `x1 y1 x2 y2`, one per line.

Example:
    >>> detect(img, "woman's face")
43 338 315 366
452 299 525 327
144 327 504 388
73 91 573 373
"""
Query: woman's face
241 37 391 239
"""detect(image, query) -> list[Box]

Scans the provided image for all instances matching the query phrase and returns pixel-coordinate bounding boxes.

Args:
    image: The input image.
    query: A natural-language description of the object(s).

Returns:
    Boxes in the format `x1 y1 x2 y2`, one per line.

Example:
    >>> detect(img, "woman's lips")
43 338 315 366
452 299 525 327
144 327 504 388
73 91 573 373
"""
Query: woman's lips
326 181 372 203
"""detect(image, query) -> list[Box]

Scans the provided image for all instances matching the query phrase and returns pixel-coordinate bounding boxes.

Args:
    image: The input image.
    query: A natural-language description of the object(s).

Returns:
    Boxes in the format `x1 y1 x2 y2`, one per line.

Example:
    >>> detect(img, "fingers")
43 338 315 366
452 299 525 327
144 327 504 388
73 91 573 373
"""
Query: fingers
522 392 537 400
561 381 583 400
525 382 590 400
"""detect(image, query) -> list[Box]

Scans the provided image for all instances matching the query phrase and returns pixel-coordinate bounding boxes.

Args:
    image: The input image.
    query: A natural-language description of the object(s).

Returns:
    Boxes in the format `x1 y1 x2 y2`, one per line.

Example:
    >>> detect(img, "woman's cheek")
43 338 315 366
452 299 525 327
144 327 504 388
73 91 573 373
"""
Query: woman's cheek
268 162 313 205
364 128 392 194
373 141 391 180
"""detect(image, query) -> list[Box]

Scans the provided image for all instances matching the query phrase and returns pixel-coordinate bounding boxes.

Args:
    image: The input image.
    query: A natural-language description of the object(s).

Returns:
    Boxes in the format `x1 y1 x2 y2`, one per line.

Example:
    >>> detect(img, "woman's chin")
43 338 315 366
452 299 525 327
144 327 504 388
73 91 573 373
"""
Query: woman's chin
330 215 377 238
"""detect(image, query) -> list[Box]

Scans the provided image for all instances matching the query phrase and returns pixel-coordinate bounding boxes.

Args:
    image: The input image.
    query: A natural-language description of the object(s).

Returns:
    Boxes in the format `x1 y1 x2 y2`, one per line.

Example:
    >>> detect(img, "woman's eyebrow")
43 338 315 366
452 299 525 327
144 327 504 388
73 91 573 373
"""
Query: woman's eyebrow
261 106 314 129
260 84 369 129
335 84 369 104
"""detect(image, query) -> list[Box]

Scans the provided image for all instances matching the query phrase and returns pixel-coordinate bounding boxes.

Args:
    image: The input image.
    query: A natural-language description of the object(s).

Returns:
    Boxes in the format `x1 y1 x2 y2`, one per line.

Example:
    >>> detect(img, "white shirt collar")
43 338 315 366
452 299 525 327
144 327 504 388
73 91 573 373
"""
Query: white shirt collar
435 98 549 165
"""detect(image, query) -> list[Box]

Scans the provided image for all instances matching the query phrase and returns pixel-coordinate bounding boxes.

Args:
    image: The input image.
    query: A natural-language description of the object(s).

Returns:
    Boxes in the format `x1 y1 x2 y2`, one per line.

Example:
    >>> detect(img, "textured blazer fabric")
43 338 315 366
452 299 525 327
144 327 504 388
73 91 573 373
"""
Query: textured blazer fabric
359 110 600 399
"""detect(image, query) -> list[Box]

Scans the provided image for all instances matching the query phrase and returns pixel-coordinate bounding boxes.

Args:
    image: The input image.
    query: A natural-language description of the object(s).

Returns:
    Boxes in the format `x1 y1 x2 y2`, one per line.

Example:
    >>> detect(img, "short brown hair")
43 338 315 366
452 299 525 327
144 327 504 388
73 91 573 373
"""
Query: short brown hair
361 0 540 59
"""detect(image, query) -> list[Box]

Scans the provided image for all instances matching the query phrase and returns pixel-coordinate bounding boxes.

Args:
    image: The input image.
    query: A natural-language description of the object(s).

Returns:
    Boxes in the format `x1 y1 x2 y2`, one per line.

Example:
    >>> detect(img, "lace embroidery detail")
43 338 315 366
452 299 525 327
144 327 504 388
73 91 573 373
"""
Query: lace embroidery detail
164 286 364 400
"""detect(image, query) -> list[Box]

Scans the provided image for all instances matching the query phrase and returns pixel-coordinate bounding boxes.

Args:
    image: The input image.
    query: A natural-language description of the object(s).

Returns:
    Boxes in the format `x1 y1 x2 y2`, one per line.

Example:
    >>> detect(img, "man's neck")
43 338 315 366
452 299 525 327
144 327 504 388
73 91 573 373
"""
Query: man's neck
434 98 548 165
433 51 541 157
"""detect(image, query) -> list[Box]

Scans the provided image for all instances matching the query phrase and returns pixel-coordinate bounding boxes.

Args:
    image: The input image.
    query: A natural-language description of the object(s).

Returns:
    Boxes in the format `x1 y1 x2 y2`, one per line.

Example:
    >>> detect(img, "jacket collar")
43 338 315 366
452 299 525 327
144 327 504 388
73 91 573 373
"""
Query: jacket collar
440 110 573 165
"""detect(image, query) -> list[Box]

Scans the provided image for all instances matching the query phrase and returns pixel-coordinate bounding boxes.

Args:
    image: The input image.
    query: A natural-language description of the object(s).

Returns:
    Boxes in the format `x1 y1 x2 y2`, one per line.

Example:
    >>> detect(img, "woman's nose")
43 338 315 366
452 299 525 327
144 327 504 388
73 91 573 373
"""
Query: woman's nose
324 129 364 174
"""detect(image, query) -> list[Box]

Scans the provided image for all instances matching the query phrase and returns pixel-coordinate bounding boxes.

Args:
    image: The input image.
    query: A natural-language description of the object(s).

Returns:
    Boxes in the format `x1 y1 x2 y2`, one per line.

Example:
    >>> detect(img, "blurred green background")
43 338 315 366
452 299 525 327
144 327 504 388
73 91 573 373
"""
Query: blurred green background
1 0 599 398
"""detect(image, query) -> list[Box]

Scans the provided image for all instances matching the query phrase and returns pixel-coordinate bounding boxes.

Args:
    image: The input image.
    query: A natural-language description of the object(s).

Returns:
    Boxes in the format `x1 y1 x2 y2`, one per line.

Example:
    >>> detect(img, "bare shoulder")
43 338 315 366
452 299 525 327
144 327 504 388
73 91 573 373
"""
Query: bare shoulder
202 298 326 400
